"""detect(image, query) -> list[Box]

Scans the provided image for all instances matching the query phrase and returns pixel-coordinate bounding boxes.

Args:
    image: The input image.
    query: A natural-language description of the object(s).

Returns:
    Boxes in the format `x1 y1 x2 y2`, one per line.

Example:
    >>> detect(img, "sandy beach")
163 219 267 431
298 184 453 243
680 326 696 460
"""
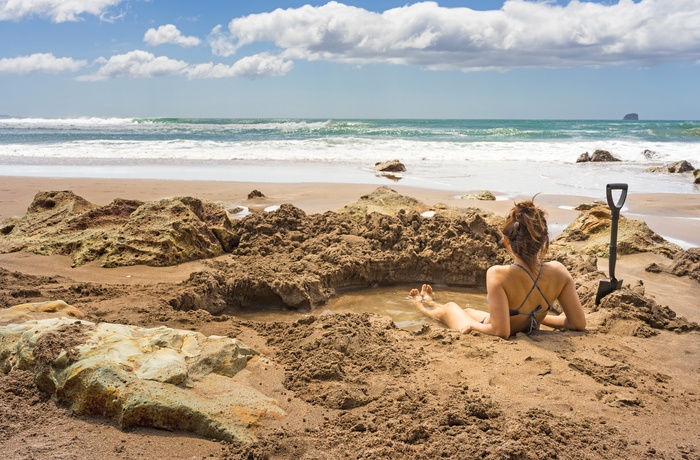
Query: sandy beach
1 176 700 459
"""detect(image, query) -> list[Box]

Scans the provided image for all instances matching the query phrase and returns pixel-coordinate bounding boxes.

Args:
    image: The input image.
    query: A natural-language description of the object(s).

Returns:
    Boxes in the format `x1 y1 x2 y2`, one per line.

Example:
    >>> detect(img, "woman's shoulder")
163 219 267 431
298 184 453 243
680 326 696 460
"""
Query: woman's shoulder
487 264 518 279
543 260 568 272
543 260 575 280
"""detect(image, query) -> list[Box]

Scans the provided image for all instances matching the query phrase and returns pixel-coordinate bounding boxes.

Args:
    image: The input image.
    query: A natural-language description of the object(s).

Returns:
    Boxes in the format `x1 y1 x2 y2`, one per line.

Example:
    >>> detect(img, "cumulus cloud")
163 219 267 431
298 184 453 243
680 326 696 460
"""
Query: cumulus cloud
0 0 123 23
208 24 239 57
0 53 87 74
184 53 293 78
212 0 700 71
77 50 189 81
144 24 202 47
78 50 292 80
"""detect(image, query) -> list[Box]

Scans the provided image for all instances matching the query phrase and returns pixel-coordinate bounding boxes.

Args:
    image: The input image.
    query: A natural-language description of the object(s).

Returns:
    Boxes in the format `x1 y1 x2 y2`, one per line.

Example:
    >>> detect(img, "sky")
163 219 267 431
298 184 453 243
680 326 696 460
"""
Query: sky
1 0 699 119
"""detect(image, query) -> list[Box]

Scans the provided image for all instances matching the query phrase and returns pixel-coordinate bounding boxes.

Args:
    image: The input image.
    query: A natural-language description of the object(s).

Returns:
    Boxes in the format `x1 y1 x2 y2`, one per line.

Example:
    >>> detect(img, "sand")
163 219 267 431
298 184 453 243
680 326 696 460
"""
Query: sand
1 176 700 459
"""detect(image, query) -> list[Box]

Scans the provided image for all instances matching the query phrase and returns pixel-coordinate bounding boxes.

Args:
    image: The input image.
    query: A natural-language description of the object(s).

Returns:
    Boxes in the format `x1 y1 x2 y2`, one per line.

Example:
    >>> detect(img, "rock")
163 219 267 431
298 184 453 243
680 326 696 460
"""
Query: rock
645 160 695 174
461 190 496 201
0 192 239 267
623 113 639 120
642 149 660 159
554 202 681 258
694 169 700 184
645 263 663 273
247 190 265 199
27 190 96 216
374 159 406 173
576 150 620 163
0 300 84 326
0 316 284 443
590 150 620 162
339 186 427 218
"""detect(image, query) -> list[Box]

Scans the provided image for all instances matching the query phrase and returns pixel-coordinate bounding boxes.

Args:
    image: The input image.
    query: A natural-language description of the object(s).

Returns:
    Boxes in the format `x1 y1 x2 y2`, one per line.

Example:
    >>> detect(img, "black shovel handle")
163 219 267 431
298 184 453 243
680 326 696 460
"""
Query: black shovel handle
606 183 628 281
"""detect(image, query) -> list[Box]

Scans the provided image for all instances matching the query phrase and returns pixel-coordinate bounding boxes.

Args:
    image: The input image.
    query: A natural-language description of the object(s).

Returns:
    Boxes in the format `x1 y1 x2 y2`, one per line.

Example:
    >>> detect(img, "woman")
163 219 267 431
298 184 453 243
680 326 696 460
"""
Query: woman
410 198 586 339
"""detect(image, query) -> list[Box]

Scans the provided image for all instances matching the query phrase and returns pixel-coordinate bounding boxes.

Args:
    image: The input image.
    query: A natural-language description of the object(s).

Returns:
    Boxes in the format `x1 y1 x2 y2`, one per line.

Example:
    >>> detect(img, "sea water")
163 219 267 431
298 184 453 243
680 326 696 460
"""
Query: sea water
2 118 700 197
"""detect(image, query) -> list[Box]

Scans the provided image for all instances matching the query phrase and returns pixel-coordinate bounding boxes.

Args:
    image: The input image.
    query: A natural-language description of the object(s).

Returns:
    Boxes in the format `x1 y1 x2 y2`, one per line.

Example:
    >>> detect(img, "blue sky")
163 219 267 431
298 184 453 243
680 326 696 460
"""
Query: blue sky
1 0 699 119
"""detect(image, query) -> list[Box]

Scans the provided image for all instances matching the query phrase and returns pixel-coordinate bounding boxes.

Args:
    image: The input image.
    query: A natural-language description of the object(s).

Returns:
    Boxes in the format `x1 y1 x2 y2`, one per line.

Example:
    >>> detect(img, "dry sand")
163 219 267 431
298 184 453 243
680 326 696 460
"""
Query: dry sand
1 176 699 459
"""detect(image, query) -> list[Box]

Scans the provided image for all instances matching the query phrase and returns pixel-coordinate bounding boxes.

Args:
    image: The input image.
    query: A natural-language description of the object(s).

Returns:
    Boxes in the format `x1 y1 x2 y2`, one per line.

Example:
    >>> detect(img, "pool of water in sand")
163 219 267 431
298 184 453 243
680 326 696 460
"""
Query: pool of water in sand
233 285 488 332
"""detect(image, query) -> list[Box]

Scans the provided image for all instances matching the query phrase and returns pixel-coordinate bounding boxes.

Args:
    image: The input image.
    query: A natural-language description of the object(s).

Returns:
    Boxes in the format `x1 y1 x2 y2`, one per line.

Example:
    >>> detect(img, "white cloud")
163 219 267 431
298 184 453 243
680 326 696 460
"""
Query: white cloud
0 53 87 74
78 50 292 81
0 0 123 23
77 50 188 81
144 24 202 47
184 53 293 78
207 24 239 57
211 0 700 71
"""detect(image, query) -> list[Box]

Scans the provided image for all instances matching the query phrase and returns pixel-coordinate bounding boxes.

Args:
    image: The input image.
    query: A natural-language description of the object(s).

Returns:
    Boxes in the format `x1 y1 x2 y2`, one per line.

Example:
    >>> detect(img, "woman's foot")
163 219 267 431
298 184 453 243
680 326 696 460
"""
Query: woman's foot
408 288 423 302
420 284 434 301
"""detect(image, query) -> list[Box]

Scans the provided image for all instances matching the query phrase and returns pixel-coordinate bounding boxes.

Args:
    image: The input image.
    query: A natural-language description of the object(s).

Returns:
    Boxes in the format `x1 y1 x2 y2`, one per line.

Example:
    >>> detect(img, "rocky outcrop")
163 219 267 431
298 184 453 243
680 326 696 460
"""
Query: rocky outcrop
0 191 239 267
623 113 639 120
576 150 621 163
461 190 496 201
694 169 700 184
0 314 284 443
374 159 406 173
554 202 681 258
340 186 427 218
645 160 695 174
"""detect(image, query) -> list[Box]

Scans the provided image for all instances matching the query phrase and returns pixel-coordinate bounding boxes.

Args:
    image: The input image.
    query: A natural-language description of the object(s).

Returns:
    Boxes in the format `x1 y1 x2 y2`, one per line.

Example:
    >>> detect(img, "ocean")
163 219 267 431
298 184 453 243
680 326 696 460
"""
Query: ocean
1 118 699 197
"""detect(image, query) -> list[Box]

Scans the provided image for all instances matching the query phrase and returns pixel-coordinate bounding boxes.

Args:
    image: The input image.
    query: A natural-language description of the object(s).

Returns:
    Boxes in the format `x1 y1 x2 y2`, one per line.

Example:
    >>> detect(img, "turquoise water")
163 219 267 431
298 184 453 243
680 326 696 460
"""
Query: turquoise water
2 118 699 195
2 118 699 144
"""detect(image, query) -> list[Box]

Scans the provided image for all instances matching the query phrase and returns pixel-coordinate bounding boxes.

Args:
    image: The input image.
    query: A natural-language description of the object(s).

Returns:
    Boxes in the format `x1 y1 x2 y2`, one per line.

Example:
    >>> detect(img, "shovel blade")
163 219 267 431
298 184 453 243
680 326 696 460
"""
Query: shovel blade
595 279 623 305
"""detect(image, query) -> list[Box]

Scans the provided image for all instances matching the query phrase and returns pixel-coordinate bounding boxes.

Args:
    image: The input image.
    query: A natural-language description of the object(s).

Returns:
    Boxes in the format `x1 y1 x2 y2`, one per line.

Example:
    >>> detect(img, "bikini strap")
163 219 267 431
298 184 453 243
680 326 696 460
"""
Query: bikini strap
511 263 543 312
512 263 554 312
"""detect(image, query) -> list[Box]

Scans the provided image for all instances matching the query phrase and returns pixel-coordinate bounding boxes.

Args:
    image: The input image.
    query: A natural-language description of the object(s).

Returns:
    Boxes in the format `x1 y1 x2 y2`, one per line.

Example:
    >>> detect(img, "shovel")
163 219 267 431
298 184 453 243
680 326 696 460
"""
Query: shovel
595 183 628 305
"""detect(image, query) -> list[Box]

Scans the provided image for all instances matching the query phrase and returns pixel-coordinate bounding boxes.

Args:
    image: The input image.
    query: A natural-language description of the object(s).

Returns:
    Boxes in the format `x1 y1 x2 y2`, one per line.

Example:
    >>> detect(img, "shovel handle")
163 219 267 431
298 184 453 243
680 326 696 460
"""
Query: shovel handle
606 183 628 281
606 183 628 219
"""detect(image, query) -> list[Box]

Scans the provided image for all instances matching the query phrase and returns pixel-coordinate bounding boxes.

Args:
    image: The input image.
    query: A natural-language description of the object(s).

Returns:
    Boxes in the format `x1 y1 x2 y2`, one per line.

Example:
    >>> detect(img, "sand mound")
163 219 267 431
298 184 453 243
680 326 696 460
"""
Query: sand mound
169 202 506 311
668 247 700 283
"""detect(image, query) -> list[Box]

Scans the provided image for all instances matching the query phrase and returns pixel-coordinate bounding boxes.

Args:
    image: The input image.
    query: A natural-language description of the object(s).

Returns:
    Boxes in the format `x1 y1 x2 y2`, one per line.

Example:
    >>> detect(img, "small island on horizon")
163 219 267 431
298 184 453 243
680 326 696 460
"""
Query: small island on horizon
623 113 639 120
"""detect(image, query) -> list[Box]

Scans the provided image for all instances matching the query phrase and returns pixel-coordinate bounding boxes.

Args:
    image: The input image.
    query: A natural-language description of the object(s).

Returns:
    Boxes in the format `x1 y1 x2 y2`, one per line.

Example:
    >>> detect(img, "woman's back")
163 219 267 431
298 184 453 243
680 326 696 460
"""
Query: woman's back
494 261 566 334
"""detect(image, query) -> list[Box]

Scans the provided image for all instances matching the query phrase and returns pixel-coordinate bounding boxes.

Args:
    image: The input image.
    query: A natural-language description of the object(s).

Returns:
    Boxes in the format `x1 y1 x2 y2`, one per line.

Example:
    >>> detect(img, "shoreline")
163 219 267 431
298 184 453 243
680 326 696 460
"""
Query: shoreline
2 175 699 249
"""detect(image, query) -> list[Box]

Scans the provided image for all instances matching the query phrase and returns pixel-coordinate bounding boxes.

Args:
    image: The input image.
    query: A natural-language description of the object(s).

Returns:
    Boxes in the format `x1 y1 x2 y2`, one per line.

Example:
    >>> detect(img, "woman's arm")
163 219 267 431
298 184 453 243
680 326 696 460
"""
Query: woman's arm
463 266 511 339
542 263 586 331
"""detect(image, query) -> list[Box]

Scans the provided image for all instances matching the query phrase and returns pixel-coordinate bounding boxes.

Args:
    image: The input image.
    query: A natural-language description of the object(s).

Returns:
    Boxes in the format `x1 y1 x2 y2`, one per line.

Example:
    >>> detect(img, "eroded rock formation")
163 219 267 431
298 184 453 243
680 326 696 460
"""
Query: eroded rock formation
0 191 238 267
553 202 681 258
0 312 283 443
